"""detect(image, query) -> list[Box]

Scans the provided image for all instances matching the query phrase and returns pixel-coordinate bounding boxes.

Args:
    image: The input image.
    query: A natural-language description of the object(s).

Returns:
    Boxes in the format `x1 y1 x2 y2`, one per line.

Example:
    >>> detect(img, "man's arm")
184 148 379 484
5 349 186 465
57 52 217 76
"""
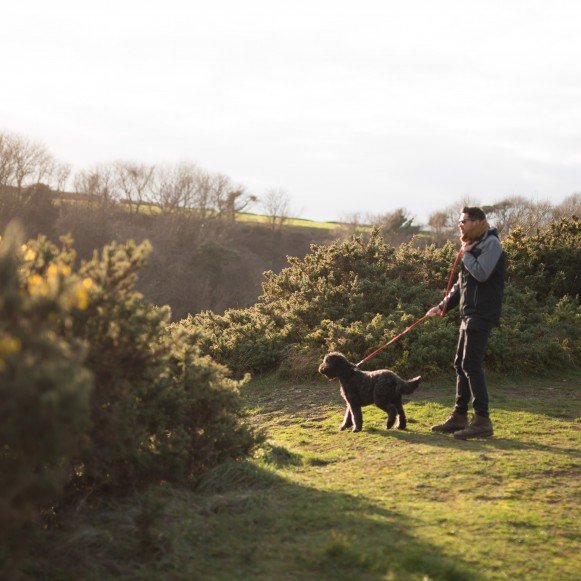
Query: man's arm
439 281 460 312
462 236 503 282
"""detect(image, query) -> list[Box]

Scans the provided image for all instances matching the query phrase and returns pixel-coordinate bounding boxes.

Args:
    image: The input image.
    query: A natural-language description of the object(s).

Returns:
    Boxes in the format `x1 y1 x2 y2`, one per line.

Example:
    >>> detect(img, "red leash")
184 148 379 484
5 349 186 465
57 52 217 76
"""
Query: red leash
356 248 464 368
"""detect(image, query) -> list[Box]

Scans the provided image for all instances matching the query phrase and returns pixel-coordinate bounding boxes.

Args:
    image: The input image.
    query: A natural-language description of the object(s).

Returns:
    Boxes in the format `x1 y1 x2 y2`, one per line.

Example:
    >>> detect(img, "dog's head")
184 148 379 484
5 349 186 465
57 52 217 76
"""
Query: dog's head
318 352 356 379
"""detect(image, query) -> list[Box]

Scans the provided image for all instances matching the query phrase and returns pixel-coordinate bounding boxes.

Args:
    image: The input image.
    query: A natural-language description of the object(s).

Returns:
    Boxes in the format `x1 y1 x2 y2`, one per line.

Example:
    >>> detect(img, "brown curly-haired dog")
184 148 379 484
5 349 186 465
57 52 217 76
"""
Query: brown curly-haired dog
319 352 421 432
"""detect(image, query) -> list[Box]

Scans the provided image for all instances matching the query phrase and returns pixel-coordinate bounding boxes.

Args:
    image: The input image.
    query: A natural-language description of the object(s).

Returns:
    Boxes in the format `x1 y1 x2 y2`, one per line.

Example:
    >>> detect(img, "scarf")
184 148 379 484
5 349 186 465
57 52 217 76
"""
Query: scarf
461 219 490 243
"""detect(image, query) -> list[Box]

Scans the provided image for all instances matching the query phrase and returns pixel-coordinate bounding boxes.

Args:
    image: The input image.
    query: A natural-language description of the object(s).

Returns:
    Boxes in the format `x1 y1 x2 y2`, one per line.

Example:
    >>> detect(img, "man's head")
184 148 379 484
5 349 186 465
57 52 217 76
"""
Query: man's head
458 206 488 242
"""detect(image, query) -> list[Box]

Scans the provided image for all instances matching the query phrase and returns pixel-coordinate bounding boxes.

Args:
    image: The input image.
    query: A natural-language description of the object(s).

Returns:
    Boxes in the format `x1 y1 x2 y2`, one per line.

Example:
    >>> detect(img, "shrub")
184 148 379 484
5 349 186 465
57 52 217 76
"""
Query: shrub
504 217 581 299
1 226 262 572
194 220 580 377
66 240 262 494
0 225 92 570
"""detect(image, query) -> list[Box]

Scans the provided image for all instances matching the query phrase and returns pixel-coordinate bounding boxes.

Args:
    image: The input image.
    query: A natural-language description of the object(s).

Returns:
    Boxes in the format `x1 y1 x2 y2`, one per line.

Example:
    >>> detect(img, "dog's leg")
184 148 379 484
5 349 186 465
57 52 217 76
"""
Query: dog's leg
395 401 407 430
386 405 397 429
339 407 354 431
350 404 363 432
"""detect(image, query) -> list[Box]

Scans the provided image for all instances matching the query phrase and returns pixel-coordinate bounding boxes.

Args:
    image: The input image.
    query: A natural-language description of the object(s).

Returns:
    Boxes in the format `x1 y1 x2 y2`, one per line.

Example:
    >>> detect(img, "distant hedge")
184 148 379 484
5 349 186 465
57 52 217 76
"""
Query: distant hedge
193 218 580 378
0 225 261 572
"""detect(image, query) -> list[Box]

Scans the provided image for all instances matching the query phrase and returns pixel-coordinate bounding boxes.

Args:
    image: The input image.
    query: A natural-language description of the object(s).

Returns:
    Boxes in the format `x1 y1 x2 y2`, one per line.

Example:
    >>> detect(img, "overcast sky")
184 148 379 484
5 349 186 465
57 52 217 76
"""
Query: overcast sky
2 0 580 223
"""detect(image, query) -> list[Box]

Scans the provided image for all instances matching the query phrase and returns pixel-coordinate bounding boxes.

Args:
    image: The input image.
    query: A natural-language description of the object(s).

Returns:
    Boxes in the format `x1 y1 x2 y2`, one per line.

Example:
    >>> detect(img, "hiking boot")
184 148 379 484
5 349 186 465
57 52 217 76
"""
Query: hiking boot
453 414 493 440
431 411 468 433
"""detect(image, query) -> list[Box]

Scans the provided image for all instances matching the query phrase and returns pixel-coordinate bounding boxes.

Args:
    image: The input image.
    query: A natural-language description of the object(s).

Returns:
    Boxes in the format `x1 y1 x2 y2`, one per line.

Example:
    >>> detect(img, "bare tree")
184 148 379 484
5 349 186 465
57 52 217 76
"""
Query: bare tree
50 161 72 192
209 173 256 221
210 172 234 218
223 189 257 222
114 161 156 214
428 210 455 245
153 162 199 214
12 135 54 190
552 193 581 220
0 132 15 187
367 208 421 245
0 131 54 191
262 187 291 231
74 164 119 207
483 196 553 235
193 169 214 219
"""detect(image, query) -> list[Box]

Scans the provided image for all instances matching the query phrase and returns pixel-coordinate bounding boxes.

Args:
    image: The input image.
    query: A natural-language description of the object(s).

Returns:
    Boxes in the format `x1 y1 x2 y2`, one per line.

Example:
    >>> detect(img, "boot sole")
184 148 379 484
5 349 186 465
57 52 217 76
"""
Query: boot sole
453 429 493 440
431 426 467 433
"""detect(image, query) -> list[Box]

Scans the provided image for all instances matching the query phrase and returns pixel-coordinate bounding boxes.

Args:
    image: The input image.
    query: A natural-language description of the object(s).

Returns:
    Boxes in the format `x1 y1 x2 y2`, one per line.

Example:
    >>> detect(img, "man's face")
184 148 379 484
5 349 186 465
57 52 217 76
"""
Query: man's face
458 212 481 238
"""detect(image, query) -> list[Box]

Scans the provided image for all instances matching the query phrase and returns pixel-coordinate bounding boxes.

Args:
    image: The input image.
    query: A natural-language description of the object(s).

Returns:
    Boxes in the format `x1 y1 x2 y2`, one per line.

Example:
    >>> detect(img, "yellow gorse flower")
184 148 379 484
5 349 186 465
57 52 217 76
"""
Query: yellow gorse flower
28 274 48 296
0 335 21 356
74 287 90 310
0 335 22 373
72 278 93 311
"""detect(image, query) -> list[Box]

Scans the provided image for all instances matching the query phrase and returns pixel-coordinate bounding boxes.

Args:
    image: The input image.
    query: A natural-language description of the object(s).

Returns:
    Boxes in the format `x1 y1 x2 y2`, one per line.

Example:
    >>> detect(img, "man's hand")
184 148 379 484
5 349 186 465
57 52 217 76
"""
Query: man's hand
426 306 443 318
462 241 476 252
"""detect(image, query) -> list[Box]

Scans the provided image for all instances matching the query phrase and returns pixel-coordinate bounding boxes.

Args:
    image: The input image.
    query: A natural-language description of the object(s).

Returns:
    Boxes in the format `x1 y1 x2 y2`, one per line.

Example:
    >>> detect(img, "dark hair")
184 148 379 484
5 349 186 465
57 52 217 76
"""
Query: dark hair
461 206 486 221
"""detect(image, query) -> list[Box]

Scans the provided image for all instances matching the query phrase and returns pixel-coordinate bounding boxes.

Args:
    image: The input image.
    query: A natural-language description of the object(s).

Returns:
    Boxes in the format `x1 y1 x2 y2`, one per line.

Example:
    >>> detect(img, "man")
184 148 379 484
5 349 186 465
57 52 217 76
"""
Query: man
426 206 505 439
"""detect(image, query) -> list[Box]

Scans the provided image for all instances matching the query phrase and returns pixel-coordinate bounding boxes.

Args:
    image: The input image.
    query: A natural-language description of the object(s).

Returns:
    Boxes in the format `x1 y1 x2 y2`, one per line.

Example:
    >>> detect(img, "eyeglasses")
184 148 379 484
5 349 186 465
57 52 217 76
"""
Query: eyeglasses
458 219 475 224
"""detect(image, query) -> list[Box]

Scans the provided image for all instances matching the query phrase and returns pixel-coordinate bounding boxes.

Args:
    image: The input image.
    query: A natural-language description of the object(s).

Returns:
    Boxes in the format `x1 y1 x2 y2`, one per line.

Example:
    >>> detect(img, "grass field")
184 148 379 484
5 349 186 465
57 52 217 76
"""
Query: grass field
236 212 344 231
55 195 349 232
28 371 580 580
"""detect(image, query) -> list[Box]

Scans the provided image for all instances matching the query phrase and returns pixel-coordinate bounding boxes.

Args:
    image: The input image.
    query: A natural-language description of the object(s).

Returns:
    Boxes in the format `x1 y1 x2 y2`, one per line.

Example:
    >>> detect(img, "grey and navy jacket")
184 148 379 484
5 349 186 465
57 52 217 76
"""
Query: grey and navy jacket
439 228 506 330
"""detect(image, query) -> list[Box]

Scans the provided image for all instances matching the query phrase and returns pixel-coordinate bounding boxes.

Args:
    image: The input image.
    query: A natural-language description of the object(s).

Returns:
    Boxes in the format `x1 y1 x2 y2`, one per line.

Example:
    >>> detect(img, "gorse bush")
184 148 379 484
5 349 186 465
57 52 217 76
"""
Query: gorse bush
503 217 581 299
194 218 580 377
0 225 92 569
0 225 260 571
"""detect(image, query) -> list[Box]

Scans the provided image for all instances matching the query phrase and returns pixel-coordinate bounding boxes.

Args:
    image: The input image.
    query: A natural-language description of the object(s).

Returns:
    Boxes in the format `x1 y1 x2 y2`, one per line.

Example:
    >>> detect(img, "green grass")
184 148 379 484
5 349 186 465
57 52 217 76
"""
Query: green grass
55 195 351 232
27 371 580 580
236 212 346 232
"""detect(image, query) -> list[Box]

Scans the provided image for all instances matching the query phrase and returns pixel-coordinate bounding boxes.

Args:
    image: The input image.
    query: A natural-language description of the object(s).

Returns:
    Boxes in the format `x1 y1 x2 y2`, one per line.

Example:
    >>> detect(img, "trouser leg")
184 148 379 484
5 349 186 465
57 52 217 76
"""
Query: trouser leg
458 327 491 417
453 328 471 415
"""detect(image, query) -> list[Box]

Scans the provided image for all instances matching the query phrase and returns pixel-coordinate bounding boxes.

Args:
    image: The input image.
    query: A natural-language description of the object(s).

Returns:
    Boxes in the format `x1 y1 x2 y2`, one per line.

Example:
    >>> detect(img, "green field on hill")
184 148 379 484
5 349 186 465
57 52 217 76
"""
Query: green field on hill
29 371 580 580
237 212 344 231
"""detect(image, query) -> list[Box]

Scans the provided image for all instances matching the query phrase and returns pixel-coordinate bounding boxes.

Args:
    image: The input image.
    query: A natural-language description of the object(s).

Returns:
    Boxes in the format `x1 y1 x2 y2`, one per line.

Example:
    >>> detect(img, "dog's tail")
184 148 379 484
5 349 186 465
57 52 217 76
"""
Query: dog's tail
398 375 421 395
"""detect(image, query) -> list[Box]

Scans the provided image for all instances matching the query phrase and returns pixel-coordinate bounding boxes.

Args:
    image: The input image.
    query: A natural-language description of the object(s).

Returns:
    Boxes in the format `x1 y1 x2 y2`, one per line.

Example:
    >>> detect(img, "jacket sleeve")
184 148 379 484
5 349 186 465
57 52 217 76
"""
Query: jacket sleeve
462 236 503 282
439 280 460 312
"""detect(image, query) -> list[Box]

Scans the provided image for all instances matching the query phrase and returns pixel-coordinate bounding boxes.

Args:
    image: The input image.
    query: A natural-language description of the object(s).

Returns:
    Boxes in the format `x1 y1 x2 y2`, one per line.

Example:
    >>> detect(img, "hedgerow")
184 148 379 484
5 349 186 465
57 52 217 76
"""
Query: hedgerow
194 218 580 377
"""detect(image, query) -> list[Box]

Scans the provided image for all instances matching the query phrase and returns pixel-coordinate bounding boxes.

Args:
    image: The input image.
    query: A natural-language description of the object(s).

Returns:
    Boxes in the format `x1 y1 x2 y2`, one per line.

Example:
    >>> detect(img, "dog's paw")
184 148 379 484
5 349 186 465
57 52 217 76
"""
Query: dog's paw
397 423 407 430
339 424 350 431
351 427 362 432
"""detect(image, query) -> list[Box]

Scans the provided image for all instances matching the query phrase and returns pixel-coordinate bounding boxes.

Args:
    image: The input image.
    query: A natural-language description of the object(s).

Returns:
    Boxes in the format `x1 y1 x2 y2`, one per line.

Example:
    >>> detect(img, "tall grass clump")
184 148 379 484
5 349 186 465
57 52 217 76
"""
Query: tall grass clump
194 218 580 377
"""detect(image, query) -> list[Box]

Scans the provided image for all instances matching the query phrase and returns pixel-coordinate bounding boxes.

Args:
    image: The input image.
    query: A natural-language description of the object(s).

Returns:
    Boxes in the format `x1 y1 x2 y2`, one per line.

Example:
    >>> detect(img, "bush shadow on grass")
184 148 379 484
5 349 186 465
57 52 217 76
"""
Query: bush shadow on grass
29 460 482 581
179 462 482 580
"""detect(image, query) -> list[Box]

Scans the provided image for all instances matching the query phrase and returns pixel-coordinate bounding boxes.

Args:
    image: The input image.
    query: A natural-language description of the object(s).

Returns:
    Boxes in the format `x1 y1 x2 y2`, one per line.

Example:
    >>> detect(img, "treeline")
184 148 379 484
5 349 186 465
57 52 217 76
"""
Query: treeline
1 130 580 319
0 130 257 219
0 131 334 318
